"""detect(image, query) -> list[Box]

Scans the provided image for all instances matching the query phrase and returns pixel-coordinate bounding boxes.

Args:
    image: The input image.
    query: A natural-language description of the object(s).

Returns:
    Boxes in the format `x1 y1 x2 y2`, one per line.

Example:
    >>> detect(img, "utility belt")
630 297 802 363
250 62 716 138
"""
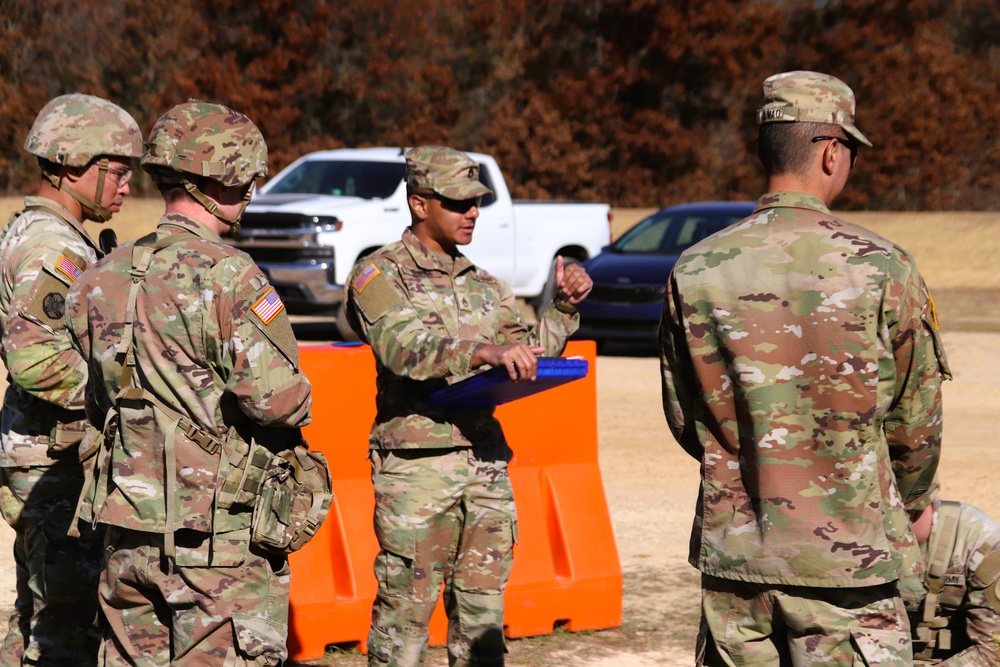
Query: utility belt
78 399 332 564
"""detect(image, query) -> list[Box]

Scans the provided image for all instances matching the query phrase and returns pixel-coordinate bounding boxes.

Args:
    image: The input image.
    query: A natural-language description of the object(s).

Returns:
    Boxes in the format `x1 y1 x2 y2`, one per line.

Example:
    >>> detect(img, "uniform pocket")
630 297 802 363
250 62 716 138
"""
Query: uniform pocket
850 628 911 666
367 623 393 665
223 612 288 667
373 507 419 598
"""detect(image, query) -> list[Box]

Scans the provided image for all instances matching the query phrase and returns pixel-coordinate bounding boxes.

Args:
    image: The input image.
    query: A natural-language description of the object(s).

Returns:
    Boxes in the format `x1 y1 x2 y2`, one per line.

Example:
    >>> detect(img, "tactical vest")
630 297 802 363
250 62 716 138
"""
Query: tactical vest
913 501 1000 665
78 230 332 567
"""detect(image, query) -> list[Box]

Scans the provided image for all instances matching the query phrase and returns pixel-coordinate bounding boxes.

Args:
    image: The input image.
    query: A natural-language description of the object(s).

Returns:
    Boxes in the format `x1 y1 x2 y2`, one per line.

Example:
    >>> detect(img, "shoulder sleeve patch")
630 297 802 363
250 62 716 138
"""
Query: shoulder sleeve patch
351 262 403 323
27 272 71 327
43 248 89 287
353 263 381 292
55 254 83 282
251 287 285 325
238 281 299 366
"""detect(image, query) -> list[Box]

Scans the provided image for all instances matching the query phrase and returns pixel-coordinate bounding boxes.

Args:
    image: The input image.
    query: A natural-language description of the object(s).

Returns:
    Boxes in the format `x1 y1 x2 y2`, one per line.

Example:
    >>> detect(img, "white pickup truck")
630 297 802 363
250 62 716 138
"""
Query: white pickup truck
232 148 611 337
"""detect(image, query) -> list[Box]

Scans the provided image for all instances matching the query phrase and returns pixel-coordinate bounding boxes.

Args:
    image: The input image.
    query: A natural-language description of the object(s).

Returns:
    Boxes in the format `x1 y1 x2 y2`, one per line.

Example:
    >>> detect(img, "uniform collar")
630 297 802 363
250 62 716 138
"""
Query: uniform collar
22 195 100 254
753 191 832 216
401 227 475 275
157 212 224 244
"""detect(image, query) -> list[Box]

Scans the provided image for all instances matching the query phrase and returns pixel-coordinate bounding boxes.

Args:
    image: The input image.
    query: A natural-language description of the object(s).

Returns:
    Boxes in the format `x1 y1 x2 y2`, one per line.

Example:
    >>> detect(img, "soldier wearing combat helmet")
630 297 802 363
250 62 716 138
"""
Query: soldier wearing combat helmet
65 101 324 666
346 146 593 667
660 71 950 665
0 93 141 666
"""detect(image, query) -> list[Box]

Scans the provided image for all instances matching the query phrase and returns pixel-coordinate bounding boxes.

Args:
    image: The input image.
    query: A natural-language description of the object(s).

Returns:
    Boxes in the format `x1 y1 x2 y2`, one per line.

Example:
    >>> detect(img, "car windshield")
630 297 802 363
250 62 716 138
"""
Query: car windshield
266 160 406 199
613 210 744 254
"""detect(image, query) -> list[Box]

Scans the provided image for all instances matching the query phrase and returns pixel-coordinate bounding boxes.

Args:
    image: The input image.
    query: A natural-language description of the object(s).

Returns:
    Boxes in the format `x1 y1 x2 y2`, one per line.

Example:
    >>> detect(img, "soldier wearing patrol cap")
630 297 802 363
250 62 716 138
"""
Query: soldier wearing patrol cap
65 101 318 666
0 93 141 666
901 482 1000 665
659 71 951 665
345 145 593 667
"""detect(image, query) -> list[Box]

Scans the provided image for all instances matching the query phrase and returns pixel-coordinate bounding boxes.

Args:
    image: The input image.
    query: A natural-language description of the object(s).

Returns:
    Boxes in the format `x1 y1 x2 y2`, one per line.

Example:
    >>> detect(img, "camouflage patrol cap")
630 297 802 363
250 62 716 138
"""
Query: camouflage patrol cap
24 93 142 166
142 100 267 187
405 146 493 200
756 71 872 147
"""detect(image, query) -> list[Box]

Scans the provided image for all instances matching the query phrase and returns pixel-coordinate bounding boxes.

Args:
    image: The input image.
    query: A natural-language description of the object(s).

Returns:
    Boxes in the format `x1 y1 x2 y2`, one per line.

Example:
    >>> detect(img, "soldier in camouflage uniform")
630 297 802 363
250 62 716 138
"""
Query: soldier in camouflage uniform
659 71 951 665
901 484 1000 665
345 146 593 667
0 93 142 666
64 101 312 666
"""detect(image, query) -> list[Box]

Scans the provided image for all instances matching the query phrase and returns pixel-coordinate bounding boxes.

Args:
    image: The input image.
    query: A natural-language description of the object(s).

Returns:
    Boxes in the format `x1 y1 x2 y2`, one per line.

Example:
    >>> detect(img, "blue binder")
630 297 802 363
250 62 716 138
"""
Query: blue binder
425 357 589 407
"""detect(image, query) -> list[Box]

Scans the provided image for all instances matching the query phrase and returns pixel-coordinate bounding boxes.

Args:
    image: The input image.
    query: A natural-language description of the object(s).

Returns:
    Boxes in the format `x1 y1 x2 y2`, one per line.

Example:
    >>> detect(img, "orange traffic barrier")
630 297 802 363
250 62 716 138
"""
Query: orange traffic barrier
286 340 622 661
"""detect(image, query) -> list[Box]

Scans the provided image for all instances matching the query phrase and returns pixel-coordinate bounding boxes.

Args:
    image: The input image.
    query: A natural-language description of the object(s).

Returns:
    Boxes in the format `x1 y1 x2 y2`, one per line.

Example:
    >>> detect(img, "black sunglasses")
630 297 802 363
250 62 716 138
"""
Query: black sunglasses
421 193 482 214
811 135 859 168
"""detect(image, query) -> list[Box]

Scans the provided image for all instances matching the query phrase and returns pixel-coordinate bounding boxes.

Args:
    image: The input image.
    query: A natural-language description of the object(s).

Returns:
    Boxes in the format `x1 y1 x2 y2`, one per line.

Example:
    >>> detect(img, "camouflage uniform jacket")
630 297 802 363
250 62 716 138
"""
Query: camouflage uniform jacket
0 196 98 467
65 213 312 534
347 228 578 449
902 501 1000 664
659 191 950 588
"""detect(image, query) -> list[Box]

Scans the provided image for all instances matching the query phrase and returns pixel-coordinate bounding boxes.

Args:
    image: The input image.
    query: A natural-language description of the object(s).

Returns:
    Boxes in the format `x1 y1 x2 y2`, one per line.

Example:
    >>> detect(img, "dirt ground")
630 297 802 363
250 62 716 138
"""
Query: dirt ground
0 197 997 665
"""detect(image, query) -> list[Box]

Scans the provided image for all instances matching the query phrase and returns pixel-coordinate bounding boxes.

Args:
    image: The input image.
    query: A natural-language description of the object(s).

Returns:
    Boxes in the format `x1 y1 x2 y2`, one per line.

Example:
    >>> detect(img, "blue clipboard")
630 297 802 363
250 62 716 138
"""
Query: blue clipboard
425 357 589 408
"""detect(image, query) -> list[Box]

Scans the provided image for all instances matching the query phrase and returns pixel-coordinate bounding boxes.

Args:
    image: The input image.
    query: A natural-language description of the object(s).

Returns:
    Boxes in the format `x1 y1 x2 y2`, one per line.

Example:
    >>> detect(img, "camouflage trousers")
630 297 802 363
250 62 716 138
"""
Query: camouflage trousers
367 447 517 667
100 527 291 666
698 575 912 666
0 464 104 667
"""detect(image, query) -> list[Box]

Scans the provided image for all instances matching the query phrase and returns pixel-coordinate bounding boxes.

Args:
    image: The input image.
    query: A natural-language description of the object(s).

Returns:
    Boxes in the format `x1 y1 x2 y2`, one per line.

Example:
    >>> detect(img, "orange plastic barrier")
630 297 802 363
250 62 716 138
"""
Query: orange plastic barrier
286 340 621 661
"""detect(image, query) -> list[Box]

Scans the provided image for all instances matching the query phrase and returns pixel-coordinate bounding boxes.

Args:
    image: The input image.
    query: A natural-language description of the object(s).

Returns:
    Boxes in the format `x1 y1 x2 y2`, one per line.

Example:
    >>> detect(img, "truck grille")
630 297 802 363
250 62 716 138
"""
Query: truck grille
230 212 338 263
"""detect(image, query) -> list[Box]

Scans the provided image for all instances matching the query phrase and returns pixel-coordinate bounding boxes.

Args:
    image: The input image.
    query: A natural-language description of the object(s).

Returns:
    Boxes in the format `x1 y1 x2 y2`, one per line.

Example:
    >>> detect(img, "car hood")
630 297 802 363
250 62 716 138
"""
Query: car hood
247 193 396 217
584 251 679 286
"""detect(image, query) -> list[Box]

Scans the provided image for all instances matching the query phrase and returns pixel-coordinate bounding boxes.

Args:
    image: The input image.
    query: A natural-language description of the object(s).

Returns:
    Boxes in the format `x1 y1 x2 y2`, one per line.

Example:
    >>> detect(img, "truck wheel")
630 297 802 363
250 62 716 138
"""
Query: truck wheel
335 302 360 342
532 256 581 312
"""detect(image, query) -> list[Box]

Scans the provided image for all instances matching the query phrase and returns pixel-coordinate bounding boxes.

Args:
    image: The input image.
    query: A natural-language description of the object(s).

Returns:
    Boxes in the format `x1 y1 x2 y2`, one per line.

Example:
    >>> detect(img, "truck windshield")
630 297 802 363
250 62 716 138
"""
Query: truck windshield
266 160 406 199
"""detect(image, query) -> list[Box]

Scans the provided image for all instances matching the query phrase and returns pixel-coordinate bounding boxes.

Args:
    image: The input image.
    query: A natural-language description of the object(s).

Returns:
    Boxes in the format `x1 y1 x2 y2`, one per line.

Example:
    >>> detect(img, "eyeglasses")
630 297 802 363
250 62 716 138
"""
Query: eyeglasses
107 167 133 185
422 193 482 214
811 135 859 169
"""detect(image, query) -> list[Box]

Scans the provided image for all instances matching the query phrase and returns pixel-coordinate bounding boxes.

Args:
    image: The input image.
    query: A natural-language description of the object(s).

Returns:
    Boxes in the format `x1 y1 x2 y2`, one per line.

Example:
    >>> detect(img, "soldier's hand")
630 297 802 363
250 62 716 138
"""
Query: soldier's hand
473 344 545 382
555 256 593 305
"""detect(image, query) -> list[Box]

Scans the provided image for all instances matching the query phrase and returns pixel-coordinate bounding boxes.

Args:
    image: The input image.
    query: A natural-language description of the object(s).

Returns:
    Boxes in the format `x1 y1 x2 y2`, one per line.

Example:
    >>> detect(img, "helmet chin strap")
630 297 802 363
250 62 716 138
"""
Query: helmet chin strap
182 179 253 235
44 158 113 222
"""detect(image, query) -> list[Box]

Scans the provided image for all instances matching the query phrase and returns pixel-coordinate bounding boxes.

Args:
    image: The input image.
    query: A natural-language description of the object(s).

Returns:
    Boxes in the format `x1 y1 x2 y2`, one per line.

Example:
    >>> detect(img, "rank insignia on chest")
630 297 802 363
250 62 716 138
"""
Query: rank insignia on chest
353 263 381 293
55 254 82 282
251 287 284 324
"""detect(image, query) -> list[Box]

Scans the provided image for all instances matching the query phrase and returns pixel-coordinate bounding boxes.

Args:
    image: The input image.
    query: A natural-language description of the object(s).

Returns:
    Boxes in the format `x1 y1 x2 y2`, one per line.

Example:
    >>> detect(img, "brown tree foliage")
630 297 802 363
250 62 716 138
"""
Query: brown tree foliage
1 0 997 209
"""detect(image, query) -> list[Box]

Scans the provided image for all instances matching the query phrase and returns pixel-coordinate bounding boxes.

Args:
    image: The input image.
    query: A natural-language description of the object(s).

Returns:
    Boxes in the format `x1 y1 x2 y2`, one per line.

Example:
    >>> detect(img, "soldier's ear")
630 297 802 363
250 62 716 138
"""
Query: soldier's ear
408 194 431 222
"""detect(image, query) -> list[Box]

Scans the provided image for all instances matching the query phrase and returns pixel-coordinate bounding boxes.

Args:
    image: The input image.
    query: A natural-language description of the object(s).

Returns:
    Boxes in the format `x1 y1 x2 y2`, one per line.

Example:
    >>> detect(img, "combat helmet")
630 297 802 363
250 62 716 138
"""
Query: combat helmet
24 93 143 222
142 100 267 232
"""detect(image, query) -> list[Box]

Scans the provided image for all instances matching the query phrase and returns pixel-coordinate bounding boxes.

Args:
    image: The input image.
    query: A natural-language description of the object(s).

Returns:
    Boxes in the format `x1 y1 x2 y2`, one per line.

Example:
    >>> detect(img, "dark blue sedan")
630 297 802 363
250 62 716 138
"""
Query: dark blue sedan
575 201 756 346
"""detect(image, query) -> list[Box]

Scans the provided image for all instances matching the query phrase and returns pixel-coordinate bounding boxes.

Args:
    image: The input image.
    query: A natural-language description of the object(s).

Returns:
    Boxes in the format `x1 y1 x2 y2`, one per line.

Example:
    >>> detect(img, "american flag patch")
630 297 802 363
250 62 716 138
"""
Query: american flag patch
55 254 82 282
251 288 284 324
353 263 381 293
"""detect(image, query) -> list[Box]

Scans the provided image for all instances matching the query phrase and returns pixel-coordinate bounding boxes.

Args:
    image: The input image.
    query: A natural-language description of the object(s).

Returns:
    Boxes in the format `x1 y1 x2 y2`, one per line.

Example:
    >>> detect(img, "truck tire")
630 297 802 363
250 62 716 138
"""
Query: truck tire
532 256 581 313
335 302 361 342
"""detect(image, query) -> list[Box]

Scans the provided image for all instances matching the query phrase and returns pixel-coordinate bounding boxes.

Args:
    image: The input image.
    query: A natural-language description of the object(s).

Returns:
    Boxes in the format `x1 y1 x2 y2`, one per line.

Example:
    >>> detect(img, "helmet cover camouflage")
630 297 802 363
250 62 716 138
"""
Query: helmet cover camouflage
756 71 872 148
142 100 267 187
24 93 143 167
405 146 493 200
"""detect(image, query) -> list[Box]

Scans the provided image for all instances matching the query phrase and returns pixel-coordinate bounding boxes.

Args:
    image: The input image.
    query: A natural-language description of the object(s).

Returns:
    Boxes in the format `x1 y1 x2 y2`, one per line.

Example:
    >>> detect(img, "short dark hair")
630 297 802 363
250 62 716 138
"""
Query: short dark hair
757 121 837 176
